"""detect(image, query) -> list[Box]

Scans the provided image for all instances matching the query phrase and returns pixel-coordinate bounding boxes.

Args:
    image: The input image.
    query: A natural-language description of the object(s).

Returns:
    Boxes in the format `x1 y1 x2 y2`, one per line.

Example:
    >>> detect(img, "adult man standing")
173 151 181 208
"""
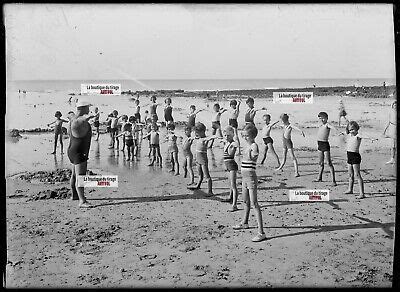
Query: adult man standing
68 99 94 208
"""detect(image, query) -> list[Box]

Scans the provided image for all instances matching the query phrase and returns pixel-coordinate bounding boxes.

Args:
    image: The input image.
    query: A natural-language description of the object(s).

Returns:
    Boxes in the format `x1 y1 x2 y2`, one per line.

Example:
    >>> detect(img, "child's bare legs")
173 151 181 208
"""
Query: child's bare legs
184 156 194 185
121 137 125 152
148 146 155 166
109 131 115 148
194 164 204 189
288 148 300 177
386 138 396 164
229 170 238 210
326 151 337 185
202 165 213 195
208 128 217 148
126 145 132 161
172 152 179 175
52 133 59 154
115 137 119 150
59 133 64 154
260 144 268 164
315 151 324 182
239 186 251 225
276 148 288 170
70 166 79 200
344 164 354 194
268 144 280 167
156 147 162 167
95 127 99 141
353 164 365 198
169 152 175 172
249 188 264 235
234 128 241 154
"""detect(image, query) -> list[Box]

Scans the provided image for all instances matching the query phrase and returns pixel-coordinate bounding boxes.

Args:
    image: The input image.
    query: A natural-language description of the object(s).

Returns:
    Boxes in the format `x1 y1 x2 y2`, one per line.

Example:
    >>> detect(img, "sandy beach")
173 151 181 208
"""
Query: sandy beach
5 86 396 288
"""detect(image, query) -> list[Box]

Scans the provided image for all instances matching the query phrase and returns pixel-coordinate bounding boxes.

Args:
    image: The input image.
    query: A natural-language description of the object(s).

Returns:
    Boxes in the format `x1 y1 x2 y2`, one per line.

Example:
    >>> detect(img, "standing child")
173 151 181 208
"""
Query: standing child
187 105 204 130
144 110 150 125
106 112 113 145
134 99 141 123
208 103 227 147
120 115 129 152
149 95 160 123
164 97 174 125
244 97 267 127
383 100 396 164
342 121 378 199
182 126 195 185
338 99 349 127
276 113 305 177
143 123 162 167
260 114 280 167
116 122 134 161
165 123 180 175
233 124 266 242
92 107 100 141
222 126 239 212
188 122 219 196
315 112 338 186
107 110 121 149
130 116 141 157
228 99 241 153
47 111 69 154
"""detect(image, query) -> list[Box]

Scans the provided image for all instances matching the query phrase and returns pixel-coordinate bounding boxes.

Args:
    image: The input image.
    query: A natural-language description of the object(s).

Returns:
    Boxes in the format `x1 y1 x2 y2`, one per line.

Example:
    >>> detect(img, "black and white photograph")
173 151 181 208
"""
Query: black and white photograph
4 3 397 288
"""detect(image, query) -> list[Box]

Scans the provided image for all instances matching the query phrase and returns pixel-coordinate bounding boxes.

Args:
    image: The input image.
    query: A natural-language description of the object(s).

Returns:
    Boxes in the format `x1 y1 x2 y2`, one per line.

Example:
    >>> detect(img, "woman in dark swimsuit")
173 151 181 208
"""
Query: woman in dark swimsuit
68 100 95 208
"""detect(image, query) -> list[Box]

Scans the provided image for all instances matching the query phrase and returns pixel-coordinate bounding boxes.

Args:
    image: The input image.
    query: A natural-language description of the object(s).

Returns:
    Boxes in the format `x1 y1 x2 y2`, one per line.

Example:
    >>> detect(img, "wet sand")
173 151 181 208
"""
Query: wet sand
5 92 396 287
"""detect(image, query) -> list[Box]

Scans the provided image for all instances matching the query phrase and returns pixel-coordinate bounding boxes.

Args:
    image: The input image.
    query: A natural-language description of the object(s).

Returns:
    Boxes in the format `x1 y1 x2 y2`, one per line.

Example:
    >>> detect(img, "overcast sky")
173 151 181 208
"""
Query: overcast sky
5 4 396 80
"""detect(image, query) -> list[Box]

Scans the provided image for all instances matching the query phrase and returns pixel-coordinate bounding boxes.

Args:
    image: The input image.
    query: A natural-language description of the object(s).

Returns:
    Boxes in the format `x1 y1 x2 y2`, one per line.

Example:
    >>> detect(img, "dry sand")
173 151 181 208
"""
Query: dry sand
5 92 396 288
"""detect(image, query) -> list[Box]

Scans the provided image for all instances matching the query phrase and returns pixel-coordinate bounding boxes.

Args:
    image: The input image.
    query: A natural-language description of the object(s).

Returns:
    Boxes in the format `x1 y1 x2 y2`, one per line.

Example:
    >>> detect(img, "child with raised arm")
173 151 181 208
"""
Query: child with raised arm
47 111 69 154
383 100 396 164
143 122 162 167
187 105 204 130
92 107 100 141
342 121 378 199
164 123 180 175
116 122 134 161
107 110 121 149
164 97 174 125
314 112 338 186
276 113 305 177
228 99 241 153
208 103 227 148
338 99 349 127
222 126 239 212
182 126 195 185
233 124 266 242
188 122 219 196
260 114 280 167
244 97 267 127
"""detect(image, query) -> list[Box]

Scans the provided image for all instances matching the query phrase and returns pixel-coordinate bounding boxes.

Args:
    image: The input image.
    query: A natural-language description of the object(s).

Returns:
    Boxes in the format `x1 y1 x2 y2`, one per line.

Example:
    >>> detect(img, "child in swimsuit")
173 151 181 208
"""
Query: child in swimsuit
134 99 141 123
187 105 204 131
338 99 348 127
47 111 69 154
92 107 100 141
228 99 241 153
143 123 162 167
260 114 280 167
233 124 266 242
188 122 219 196
244 97 267 127
182 126 195 186
164 97 174 125
315 112 338 186
107 110 121 149
116 122 134 161
130 116 142 157
276 113 305 177
209 103 227 148
149 95 160 123
120 115 129 153
222 126 239 212
341 121 378 199
383 100 397 164
164 123 180 175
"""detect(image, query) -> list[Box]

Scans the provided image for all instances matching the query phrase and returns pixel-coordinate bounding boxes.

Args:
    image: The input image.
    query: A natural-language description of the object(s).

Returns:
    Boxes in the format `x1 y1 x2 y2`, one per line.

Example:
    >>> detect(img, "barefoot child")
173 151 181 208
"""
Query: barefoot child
342 121 378 199
260 114 280 167
143 123 162 166
107 110 121 149
315 112 338 185
47 111 69 154
182 126 195 185
120 115 129 152
116 122 134 161
165 123 180 175
228 99 241 153
383 100 396 164
149 95 160 123
222 126 239 212
338 99 349 127
208 103 227 147
233 124 266 242
276 113 305 177
164 97 174 125
92 107 100 141
187 105 204 130
134 99 141 123
106 112 113 145
130 116 142 157
188 122 219 196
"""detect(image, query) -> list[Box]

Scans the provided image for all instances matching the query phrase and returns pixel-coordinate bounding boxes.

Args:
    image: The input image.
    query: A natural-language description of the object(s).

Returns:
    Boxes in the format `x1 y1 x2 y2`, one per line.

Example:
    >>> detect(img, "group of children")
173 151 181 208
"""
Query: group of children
47 95 395 242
